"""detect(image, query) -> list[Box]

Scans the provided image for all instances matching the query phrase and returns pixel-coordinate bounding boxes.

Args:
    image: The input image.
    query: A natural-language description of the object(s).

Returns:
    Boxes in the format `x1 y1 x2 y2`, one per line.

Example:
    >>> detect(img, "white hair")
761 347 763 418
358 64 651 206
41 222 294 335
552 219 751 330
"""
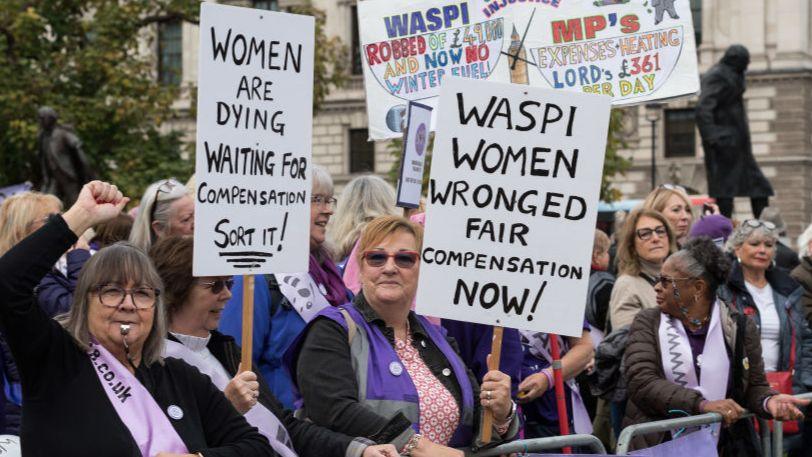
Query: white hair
798 223 812 259
328 175 398 260
129 178 189 252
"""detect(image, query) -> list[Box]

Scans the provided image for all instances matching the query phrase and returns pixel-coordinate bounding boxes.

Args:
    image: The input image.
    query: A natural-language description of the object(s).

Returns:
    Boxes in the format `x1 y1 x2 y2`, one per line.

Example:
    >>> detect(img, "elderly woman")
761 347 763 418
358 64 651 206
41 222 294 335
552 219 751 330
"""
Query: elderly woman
287 216 518 457
609 208 677 330
0 181 271 455
624 237 808 455
791 222 812 325
150 236 396 457
642 185 694 247
329 174 399 265
721 221 812 423
220 165 352 409
129 178 194 252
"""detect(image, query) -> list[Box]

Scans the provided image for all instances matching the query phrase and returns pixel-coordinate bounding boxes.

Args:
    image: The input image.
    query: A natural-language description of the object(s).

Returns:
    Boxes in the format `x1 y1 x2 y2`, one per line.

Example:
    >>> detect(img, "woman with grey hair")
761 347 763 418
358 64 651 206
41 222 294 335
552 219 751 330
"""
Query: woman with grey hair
129 177 195 252
219 164 353 409
329 175 398 263
791 223 812 326
721 220 812 451
0 181 272 455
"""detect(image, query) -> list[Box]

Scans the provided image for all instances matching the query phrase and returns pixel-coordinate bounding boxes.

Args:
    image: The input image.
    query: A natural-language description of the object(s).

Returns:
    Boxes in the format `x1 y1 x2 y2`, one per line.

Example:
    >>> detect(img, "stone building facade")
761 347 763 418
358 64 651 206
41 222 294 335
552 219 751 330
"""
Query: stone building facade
158 0 812 236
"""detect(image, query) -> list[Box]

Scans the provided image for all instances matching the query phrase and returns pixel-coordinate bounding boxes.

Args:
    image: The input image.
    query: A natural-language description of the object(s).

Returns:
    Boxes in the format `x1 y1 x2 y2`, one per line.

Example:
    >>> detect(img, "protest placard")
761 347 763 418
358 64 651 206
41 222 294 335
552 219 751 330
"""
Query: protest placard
358 0 511 140
486 0 699 103
396 101 433 208
193 3 314 277
415 77 610 336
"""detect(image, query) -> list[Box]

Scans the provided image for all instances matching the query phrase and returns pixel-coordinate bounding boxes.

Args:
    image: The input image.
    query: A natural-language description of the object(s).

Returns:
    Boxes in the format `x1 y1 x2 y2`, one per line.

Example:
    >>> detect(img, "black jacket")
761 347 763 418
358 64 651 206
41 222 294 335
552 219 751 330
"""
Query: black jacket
0 216 272 456
168 330 368 457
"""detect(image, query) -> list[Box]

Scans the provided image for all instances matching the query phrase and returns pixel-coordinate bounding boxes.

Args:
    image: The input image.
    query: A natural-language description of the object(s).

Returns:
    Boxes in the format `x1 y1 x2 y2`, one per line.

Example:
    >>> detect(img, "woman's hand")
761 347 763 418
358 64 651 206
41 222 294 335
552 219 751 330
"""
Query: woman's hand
362 444 399 457
70 235 90 252
224 369 260 414
700 398 746 426
63 181 128 236
480 357 513 423
411 437 464 457
767 394 810 422
517 371 549 403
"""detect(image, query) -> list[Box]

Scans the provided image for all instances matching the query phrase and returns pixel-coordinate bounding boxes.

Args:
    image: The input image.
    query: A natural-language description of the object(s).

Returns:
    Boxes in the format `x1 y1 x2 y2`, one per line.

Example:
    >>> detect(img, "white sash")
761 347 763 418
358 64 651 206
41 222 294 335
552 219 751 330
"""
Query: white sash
276 273 331 323
658 302 730 442
88 339 188 456
519 331 593 434
163 339 298 457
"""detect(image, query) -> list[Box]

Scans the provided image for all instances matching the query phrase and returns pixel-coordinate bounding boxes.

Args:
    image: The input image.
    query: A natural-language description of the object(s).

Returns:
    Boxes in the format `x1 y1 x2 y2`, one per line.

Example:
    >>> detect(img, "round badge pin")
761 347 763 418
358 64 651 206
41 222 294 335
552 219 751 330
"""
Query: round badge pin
167 405 184 420
389 361 403 376
442 368 452 377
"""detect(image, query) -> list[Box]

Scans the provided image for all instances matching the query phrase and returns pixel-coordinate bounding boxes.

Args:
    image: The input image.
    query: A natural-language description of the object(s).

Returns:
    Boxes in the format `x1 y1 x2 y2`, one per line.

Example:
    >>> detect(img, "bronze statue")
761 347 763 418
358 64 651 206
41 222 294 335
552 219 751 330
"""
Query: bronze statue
696 45 773 218
37 107 94 205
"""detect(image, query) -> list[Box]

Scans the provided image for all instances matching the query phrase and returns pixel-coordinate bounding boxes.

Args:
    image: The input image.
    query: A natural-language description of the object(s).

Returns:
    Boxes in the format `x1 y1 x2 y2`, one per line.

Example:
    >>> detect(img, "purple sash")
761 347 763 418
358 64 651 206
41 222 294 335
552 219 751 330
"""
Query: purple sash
519 331 593 434
88 339 188 456
163 339 298 457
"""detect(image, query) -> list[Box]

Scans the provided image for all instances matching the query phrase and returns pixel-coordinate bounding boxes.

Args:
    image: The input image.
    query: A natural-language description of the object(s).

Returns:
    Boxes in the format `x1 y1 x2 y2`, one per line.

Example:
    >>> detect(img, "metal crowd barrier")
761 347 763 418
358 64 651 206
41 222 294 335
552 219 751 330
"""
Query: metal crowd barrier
464 434 608 456
615 412 732 456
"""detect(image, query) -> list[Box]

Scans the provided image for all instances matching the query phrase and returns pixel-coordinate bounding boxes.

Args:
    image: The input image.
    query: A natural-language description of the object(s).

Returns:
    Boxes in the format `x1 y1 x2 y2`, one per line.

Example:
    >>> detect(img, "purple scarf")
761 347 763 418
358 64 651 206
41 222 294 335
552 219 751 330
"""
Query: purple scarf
308 253 347 307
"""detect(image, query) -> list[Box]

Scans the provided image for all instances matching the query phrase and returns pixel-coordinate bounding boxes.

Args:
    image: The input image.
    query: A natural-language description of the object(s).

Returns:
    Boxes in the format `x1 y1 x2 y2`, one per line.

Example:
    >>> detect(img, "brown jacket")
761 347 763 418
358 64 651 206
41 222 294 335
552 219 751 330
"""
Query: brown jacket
622 302 774 451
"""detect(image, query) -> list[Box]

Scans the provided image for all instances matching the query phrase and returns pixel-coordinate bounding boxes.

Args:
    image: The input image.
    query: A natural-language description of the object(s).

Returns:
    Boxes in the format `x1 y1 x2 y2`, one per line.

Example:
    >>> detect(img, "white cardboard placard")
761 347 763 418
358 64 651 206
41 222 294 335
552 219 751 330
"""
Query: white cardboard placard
193 3 314 276
415 77 610 336
396 101 433 209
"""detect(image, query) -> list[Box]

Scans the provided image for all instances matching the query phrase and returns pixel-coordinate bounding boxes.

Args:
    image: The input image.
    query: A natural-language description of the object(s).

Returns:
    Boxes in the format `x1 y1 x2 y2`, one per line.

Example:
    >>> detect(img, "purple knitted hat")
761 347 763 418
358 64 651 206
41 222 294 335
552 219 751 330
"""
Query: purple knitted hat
689 214 734 246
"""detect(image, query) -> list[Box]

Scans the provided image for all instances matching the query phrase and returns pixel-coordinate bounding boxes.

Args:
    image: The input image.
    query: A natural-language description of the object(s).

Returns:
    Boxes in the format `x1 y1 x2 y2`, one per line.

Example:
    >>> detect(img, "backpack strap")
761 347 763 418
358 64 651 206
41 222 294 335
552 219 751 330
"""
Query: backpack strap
339 308 357 345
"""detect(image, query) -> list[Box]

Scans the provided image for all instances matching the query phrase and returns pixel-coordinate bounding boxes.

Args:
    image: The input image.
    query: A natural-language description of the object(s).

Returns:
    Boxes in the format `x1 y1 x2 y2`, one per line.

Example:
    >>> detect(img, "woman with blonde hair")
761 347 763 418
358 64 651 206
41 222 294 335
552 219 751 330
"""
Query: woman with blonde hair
329 175 398 263
128 178 194 252
0 191 62 256
642 185 694 247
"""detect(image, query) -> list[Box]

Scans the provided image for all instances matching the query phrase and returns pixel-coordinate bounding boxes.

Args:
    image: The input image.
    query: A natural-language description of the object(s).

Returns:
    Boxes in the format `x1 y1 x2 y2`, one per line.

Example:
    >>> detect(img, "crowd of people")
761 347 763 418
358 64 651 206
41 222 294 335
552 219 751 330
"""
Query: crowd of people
0 173 811 456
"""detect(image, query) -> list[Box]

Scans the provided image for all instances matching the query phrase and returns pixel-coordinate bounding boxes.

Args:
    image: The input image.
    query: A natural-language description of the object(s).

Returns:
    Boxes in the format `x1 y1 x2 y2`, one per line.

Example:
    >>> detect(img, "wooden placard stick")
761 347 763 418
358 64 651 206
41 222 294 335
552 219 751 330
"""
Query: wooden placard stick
481 325 504 444
240 274 255 373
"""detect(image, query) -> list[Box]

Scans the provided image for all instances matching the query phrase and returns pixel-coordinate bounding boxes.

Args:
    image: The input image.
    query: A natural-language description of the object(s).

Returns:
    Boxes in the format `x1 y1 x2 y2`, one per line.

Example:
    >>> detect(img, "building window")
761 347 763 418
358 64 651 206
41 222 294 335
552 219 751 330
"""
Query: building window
158 21 182 86
664 109 696 158
253 0 279 10
349 128 375 173
351 5 363 75
691 0 702 45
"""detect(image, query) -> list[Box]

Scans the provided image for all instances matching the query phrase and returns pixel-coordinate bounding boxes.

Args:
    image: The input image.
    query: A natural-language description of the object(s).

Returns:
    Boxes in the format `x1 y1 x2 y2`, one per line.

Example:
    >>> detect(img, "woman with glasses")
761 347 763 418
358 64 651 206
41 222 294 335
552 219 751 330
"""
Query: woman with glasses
0 181 273 455
219 165 353 409
623 237 808 455
150 235 397 457
720 219 812 453
129 178 194 252
286 216 518 457
642 185 695 247
609 208 677 331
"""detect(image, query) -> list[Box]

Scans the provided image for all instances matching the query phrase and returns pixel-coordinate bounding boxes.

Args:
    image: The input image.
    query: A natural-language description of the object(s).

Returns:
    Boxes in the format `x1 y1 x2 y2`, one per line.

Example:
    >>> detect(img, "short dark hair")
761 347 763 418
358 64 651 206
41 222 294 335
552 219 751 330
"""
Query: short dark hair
92 214 134 249
671 237 732 298
149 235 195 318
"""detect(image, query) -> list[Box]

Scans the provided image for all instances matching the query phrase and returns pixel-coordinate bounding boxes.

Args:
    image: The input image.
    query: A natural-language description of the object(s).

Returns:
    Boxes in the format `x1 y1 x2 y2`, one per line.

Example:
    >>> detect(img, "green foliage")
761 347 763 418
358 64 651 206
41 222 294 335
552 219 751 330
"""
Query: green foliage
387 108 631 203
0 0 346 202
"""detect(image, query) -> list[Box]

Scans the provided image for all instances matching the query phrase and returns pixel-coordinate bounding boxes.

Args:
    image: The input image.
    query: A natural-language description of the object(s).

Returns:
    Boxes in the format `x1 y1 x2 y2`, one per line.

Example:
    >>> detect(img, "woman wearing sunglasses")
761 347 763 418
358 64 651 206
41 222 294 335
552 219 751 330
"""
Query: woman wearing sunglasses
623 237 808 455
130 178 195 253
149 235 397 457
287 216 518 457
720 219 812 454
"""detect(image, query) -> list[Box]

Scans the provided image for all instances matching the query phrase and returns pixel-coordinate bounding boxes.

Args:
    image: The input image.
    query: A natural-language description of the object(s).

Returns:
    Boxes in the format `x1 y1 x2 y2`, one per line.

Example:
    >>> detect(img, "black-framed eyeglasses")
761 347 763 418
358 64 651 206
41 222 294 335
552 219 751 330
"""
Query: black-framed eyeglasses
636 226 668 241
149 178 181 224
654 275 693 288
311 194 337 207
93 284 159 310
198 278 235 294
742 219 776 231
362 250 420 268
